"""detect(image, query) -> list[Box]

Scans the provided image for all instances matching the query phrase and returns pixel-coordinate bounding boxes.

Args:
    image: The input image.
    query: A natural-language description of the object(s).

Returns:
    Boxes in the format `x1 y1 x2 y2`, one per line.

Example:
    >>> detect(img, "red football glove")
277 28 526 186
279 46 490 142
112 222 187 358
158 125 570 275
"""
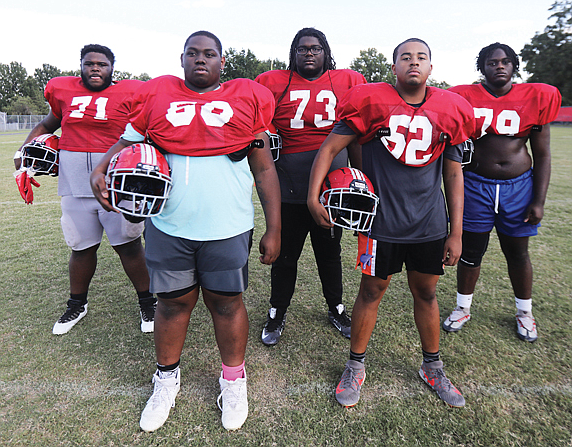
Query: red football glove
15 170 41 204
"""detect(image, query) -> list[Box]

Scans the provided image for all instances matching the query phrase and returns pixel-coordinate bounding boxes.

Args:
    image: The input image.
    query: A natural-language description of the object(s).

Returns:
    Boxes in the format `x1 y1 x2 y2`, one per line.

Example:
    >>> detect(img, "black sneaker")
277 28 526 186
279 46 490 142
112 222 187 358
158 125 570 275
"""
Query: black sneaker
139 297 157 333
52 299 88 335
261 307 286 346
328 304 351 338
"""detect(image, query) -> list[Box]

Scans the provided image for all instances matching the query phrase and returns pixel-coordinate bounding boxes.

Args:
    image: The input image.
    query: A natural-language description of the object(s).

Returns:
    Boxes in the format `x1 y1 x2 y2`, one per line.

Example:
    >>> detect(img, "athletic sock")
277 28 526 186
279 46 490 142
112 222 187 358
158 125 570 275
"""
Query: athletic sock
422 349 440 364
456 292 473 310
222 361 245 381
157 360 180 379
70 292 88 305
515 297 532 313
349 350 366 364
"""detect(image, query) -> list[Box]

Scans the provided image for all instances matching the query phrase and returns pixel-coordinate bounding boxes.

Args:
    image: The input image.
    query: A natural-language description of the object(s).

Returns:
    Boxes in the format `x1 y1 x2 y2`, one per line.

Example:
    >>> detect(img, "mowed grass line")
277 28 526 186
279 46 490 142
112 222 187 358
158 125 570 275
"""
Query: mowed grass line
0 128 571 447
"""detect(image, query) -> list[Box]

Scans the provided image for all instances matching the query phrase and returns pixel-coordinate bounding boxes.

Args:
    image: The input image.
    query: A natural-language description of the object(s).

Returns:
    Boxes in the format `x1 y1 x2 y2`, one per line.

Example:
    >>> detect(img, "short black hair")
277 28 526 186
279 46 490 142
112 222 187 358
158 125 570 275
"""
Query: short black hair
184 31 223 55
287 27 336 72
476 42 519 74
80 44 115 65
392 38 431 63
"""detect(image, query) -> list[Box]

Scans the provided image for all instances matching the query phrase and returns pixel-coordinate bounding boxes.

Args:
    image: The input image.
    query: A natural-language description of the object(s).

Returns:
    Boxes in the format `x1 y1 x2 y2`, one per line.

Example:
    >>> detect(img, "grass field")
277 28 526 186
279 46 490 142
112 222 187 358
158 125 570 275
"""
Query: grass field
0 128 571 447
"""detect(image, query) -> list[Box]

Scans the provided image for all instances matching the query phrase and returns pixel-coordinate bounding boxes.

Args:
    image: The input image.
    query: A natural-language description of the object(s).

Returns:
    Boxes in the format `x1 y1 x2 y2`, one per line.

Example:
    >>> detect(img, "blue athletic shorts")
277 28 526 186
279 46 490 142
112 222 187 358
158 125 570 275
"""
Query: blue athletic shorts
463 169 539 237
144 219 252 295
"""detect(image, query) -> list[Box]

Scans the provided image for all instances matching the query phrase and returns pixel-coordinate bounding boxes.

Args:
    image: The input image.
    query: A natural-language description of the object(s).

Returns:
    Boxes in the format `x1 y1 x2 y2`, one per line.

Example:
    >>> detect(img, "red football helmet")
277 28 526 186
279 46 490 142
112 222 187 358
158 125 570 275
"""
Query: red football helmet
107 144 172 219
320 167 379 232
265 123 282 162
21 134 59 176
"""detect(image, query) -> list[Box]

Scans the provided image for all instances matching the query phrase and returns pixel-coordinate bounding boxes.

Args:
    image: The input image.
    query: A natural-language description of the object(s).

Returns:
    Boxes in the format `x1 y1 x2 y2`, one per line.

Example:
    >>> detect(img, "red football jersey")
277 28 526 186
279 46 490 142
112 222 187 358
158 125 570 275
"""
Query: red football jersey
129 76 274 157
45 77 143 153
255 69 366 154
448 83 561 139
339 83 475 167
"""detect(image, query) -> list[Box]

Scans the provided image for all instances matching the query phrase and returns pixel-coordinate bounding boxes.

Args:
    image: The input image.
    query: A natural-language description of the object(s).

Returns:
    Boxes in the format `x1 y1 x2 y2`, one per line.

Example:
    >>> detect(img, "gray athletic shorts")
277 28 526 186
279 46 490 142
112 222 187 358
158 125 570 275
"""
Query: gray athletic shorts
60 196 144 251
144 219 252 295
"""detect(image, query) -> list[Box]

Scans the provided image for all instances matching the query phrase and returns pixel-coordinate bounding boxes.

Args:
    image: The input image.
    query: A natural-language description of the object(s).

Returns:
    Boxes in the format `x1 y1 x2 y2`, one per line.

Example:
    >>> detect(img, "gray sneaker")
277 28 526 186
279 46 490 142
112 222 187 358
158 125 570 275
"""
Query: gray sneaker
516 310 538 342
335 360 366 407
442 306 471 332
419 361 465 407
261 307 286 346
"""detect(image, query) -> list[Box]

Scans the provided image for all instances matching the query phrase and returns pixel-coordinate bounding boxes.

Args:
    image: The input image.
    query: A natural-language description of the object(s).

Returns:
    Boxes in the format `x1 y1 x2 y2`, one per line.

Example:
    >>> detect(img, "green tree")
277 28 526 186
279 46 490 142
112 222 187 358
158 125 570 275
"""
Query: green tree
6 96 46 115
258 58 287 73
349 48 395 84
0 62 29 110
521 0 572 105
34 64 63 92
221 48 261 82
113 70 151 81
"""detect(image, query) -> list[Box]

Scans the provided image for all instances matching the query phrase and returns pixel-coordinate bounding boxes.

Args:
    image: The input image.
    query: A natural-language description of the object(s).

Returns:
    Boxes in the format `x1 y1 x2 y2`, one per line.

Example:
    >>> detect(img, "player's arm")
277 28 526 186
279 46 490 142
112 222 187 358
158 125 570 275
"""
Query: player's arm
347 138 362 170
525 125 551 225
308 132 357 229
249 131 281 265
90 138 136 212
442 157 464 266
14 111 61 169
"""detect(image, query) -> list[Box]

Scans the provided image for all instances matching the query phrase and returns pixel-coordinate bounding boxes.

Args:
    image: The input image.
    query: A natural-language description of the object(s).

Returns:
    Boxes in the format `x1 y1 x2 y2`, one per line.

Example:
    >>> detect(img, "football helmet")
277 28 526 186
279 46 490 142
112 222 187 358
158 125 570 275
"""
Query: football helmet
107 144 172 220
21 134 59 176
265 123 282 162
320 167 379 232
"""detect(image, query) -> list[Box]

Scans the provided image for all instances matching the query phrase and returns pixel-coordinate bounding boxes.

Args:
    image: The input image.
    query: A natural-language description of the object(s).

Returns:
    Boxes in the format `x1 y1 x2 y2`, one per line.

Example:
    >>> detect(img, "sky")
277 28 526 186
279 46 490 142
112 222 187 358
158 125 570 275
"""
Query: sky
0 0 558 86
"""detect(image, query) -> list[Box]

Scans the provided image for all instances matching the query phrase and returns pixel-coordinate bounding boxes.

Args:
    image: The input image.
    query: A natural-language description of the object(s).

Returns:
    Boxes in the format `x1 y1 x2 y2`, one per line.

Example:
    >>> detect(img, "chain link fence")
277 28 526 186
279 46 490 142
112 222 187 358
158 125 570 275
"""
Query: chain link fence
0 113 47 132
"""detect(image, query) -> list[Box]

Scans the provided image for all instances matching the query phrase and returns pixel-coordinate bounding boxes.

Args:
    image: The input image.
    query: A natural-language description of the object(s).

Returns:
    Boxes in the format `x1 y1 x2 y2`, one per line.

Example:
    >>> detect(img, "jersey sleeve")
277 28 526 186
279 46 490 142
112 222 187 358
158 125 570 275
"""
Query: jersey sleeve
447 92 476 145
128 80 154 136
337 85 371 137
538 84 562 125
251 82 276 135
44 78 62 120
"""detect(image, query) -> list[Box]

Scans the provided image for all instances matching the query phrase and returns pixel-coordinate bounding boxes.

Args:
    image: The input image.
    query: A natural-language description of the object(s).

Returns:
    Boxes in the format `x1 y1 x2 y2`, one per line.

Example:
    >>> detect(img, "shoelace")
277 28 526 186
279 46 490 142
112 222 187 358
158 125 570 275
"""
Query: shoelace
150 376 177 409
265 314 284 332
140 305 156 322
341 366 363 391
430 368 452 391
59 304 85 323
217 382 245 410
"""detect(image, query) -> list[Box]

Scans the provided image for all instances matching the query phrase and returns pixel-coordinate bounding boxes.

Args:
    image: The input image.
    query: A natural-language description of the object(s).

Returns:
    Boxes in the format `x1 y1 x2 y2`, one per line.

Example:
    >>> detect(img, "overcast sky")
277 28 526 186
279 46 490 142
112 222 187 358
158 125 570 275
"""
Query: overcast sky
0 0 557 86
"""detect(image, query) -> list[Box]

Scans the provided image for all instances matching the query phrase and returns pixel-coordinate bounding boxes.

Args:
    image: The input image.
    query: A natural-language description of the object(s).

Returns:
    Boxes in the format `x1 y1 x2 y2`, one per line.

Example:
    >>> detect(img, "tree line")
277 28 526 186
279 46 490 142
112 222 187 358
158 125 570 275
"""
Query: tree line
1 1 570 115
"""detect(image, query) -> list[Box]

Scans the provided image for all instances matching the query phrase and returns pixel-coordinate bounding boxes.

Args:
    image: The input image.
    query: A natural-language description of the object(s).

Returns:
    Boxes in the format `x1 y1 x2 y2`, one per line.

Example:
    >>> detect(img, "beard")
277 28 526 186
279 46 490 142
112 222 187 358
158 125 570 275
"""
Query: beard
81 72 113 91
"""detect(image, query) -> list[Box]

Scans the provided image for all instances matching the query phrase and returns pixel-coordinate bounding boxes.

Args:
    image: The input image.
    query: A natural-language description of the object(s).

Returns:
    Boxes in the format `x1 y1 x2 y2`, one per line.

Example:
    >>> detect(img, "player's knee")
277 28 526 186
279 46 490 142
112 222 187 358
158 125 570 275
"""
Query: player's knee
459 232 490 268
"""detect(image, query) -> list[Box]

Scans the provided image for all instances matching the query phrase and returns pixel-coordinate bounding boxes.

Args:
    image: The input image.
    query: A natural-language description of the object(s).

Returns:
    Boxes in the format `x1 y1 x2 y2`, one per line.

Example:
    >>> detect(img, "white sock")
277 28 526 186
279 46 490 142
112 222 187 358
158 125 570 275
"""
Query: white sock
457 292 473 309
515 297 532 313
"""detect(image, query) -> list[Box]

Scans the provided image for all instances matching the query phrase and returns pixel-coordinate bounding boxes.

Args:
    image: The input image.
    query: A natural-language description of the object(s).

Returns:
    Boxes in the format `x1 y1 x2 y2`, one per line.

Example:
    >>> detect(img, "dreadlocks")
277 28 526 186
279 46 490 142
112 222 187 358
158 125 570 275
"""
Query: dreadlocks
277 28 336 105
476 42 519 74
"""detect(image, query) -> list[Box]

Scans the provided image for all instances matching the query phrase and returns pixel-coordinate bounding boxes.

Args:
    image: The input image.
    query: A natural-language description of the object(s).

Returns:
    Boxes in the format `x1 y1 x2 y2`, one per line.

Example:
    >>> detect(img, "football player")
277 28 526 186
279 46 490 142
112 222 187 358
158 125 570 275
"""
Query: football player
255 28 366 345
90 31 280 432
308 38 475 408
443 43 561 342
15 45 155 335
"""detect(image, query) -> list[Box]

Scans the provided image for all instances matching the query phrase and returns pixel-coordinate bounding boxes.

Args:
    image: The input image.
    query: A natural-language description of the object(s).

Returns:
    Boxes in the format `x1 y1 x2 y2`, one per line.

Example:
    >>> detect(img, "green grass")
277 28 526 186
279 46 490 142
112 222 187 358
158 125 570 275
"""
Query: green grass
0 128 571 446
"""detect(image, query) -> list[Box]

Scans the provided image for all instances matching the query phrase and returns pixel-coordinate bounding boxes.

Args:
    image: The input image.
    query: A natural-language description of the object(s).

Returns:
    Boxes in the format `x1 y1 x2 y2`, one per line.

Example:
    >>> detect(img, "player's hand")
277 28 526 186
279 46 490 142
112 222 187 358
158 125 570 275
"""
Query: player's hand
90 170 117 212
14 170 40 204
308 198 333 230
524 202 544 226
259 228 280 265
442 234 462 266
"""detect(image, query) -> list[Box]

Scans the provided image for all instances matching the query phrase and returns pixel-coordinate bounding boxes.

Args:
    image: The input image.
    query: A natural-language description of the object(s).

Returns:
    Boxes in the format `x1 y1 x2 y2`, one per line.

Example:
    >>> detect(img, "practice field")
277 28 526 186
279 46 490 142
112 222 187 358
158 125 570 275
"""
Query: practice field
0 128 571 446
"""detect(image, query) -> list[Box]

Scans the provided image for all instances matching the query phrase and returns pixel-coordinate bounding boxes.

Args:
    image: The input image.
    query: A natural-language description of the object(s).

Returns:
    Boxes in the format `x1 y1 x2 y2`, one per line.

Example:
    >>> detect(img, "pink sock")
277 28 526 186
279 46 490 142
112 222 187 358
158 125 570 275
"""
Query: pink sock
222 361 245 381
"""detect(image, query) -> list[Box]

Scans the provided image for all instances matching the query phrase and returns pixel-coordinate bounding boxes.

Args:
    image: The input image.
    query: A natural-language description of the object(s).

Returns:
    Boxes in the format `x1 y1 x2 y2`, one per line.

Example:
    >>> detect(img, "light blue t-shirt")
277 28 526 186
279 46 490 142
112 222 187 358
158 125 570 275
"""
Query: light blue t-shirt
151 153 254 241
121 123 254 241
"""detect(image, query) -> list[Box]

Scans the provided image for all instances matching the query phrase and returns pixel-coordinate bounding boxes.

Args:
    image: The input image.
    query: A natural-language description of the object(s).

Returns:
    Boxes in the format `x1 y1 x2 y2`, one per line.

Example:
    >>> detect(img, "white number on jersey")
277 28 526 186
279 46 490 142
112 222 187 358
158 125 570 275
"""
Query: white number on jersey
166 100 234 128
289 89 337 129
381 115 433 165
474 107 521 137
69 96 109 120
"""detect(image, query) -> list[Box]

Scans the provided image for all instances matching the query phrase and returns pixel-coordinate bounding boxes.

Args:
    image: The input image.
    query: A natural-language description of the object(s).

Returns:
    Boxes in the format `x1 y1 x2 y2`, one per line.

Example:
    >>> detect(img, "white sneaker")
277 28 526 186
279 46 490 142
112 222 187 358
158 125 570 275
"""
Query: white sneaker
516 310 538 342
140 369 180 432
442 306 471 332
217 371 248 430
53 301 88 335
